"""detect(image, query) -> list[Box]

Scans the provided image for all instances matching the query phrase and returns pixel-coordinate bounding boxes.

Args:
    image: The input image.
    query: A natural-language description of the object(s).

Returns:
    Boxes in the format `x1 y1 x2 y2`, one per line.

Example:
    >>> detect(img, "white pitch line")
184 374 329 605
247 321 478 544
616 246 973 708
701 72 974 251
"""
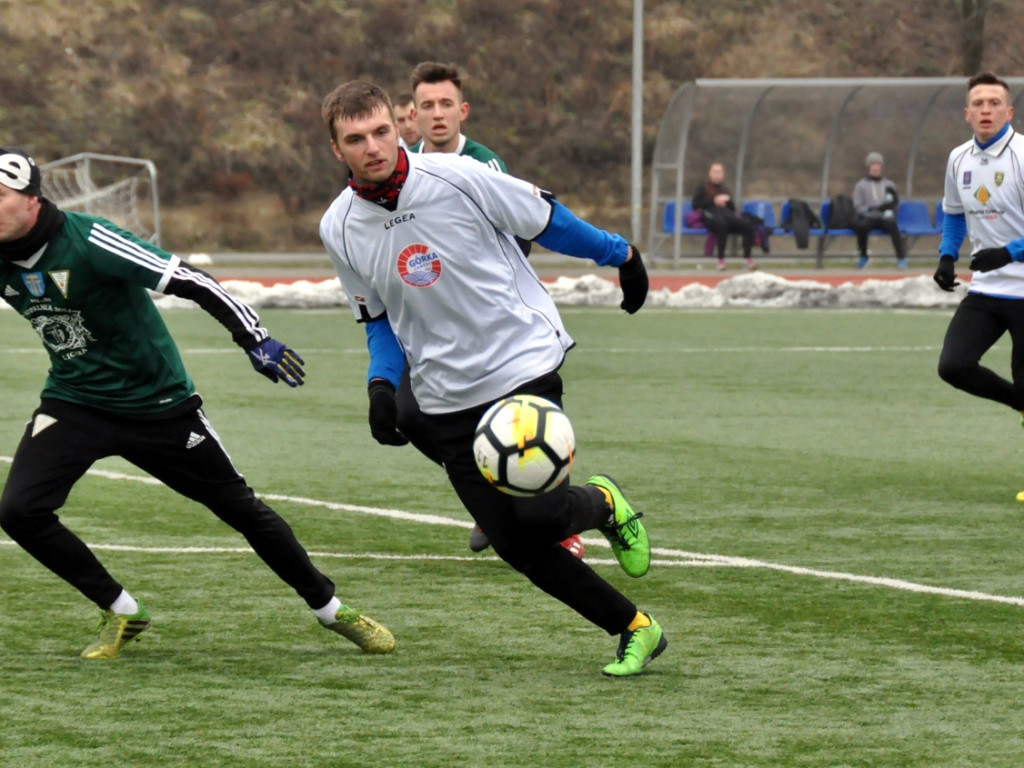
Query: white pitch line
1 457 1022 608
0 345 945 356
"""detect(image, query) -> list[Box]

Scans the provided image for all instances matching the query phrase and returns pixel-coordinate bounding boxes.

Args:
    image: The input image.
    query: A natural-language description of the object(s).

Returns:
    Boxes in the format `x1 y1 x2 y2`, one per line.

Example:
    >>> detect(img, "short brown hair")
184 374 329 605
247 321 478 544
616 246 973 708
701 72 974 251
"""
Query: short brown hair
394 92 415 108
321 81 393 143
967 71 1011 101
411 61 463 96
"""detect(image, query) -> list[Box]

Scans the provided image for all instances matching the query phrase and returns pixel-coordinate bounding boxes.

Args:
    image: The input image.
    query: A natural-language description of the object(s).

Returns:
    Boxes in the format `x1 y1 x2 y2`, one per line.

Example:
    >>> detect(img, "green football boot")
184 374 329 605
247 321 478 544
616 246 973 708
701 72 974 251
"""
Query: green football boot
602 614 667 677
81 602 151 659
588 474 650 578
320 606 395 654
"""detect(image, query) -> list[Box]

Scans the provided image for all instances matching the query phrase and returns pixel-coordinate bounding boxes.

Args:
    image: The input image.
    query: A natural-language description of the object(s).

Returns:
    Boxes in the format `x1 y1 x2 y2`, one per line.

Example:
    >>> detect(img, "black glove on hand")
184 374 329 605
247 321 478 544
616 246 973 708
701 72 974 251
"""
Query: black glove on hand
248 338 306 386
618 245 648 314
880 186 899 211
969 247 1012 273
367 380 409 446
933 255 960 292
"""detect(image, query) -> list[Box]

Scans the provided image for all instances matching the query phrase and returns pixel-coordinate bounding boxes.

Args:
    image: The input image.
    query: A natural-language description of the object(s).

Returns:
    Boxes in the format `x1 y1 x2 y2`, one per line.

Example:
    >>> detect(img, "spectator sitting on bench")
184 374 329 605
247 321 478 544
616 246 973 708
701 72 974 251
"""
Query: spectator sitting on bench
853 152 907 269
692 161 756 271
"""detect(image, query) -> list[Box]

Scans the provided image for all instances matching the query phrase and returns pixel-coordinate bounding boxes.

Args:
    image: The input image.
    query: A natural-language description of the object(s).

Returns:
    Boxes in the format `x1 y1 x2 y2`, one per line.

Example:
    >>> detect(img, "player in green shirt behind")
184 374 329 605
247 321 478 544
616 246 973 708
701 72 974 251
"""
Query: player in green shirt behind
0 147 394 659
408 60 508 172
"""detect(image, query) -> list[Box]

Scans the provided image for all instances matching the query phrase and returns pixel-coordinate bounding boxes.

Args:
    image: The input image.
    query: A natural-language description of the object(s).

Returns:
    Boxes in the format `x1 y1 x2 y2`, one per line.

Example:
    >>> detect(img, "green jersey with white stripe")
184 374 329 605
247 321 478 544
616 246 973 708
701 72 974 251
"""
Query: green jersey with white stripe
410 133 508 173
0 210 267 414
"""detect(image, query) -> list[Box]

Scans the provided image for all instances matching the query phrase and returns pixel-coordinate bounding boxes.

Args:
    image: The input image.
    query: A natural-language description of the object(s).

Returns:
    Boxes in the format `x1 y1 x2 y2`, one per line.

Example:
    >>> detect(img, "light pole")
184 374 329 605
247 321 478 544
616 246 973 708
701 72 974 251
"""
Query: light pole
631 0 643 244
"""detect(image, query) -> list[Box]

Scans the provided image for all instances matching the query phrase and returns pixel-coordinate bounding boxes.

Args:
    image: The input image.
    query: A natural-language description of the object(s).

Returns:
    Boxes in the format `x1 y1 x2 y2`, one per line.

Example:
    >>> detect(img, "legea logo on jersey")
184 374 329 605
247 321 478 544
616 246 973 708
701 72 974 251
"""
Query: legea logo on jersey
397 243 442 287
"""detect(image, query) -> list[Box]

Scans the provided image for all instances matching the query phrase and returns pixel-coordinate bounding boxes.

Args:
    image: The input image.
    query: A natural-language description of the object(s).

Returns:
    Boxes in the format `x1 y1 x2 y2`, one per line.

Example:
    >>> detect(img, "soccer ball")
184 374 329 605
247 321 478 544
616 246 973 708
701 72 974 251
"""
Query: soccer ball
473 394 575 496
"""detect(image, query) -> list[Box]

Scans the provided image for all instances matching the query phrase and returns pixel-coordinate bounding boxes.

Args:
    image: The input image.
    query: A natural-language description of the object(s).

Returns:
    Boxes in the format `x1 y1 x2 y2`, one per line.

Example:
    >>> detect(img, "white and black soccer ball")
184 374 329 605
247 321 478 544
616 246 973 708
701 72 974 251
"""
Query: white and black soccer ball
473 394 575 496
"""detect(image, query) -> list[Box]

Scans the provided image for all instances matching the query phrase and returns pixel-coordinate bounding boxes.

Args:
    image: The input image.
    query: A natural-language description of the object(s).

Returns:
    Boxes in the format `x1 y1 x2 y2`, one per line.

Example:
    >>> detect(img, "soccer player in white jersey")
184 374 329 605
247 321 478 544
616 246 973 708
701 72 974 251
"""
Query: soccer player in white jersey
0 147 393 659
319 81 663 676
934 72 1024 497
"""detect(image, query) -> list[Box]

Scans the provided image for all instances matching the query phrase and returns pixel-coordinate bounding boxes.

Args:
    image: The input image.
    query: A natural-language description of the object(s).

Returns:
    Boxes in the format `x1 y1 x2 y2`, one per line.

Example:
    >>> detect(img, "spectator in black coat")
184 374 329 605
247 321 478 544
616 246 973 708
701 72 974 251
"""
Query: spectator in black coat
692 162 756 271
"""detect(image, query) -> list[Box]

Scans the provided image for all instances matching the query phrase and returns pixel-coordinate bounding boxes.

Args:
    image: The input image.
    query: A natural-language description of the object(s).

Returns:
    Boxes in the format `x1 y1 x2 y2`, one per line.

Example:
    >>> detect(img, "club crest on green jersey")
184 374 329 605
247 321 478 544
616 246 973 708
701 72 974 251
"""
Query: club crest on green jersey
29 310 96 359
49 270 70 298
21 272 45 297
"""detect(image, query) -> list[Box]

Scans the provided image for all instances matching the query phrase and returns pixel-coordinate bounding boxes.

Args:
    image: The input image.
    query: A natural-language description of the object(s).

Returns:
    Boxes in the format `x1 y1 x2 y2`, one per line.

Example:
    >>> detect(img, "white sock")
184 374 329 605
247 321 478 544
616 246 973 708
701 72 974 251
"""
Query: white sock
313 596 343 624
108 590 139 616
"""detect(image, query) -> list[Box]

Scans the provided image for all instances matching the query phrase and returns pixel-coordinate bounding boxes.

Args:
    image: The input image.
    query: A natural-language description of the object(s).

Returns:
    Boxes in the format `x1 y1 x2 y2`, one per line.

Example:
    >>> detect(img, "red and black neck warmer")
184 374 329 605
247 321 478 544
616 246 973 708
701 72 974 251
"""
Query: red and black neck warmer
348 148 409 212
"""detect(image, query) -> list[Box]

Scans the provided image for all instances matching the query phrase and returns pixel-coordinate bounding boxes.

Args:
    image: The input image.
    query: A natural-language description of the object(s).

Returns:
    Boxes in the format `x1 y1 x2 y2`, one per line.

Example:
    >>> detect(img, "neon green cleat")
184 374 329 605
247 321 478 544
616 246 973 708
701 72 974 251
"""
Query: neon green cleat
80 602 151 659
602 614 667 677
588 474 650 578
320 606 395 654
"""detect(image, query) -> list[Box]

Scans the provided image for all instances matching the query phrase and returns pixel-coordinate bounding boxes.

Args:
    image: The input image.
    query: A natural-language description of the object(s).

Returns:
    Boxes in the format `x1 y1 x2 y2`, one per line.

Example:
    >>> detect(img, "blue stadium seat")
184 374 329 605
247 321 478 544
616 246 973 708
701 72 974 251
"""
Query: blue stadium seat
934 200 944 230
741 199 778 230
897 200 940 236
662 200 707 234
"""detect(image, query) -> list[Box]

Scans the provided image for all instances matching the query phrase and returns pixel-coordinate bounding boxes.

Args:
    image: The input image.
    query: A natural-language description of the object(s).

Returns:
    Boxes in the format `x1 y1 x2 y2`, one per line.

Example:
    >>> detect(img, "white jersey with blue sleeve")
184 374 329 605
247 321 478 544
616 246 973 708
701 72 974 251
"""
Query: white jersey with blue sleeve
320 152 574 414
943 127 1024 298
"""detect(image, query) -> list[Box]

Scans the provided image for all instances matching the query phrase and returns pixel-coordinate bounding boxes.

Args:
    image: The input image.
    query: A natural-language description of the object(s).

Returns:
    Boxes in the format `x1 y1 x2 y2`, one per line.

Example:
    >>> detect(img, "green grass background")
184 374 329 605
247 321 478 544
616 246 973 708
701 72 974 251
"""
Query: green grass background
3 305 1024 767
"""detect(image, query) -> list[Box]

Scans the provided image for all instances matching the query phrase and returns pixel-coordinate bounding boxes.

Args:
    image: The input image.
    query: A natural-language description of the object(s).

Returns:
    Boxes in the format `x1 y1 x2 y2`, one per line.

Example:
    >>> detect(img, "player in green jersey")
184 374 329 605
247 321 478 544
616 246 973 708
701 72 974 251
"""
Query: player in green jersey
0 147 394 659
408 61 508 172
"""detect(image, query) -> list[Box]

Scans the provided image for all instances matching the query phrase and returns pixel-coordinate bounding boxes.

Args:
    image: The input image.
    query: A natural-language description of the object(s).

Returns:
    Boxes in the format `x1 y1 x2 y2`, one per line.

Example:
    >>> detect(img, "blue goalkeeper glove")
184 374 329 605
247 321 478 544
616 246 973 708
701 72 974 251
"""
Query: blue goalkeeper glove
248 338 305 387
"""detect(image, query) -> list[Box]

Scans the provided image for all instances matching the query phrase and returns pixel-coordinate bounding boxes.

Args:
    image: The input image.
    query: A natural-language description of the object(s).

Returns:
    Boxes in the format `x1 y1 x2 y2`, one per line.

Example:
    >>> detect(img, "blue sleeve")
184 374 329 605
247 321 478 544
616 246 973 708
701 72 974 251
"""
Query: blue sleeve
939 212 967 260
535 199 630 267
365 318 405 388
1008 236 1024 262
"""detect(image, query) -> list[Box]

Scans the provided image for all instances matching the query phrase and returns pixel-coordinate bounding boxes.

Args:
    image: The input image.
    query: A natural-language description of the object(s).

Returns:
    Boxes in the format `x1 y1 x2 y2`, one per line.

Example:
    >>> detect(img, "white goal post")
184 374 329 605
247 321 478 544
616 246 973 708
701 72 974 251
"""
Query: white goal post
40 152 162 245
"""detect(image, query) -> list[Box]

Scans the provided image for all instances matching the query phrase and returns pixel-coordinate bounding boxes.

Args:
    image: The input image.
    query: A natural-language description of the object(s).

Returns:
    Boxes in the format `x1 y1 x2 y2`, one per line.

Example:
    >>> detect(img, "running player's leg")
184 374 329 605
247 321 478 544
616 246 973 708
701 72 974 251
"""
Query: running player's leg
445 454 638 634
427 378 640 636
395 366 444 466
1001 299 1024 411
0 399 124 608
938 294 1016 406
122 405 335 609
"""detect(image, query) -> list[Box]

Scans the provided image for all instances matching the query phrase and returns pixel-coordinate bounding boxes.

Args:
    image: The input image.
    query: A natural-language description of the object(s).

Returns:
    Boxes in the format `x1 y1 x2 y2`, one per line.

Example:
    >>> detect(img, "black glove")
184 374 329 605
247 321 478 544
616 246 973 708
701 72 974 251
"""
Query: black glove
933 255 960 292
618 245 648 314
880 186 899 211
367 379 409 446
248 337 305 386
969 247 1012 273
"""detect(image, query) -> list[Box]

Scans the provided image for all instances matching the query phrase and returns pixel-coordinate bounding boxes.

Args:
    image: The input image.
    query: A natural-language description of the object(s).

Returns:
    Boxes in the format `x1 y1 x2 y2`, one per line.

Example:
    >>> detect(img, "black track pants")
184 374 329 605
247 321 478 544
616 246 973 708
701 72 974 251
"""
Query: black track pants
0 398 335 610
938 293 1024 411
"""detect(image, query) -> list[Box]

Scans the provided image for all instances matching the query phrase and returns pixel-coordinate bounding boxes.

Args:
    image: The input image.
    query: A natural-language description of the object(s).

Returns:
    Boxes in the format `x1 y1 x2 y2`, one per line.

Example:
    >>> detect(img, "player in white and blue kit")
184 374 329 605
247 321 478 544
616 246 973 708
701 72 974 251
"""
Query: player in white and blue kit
319 81 663 676
934 72 1024 496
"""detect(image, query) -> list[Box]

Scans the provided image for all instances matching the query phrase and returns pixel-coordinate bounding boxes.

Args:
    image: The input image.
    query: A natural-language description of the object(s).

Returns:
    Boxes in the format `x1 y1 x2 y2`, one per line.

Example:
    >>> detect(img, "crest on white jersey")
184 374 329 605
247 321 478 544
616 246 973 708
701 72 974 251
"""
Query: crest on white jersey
397 243 442 287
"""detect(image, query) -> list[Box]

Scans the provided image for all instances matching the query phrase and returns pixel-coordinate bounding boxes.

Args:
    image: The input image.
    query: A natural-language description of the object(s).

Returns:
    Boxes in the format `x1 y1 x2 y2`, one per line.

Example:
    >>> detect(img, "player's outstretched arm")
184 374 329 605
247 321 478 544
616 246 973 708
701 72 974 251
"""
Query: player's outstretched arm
161 261 306 385
534 198 648 313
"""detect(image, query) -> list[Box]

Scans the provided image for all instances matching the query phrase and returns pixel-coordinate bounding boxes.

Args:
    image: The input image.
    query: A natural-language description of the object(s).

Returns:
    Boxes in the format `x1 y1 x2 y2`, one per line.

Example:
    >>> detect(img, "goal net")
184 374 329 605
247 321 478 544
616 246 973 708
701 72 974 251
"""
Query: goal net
40 153 162 245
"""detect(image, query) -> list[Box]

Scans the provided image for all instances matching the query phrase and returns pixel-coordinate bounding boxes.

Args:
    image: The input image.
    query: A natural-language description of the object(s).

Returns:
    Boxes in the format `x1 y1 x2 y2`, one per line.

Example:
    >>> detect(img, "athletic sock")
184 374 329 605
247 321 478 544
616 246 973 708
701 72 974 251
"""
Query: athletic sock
627 611 652 631
313 596 343 624
109 590 140 616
